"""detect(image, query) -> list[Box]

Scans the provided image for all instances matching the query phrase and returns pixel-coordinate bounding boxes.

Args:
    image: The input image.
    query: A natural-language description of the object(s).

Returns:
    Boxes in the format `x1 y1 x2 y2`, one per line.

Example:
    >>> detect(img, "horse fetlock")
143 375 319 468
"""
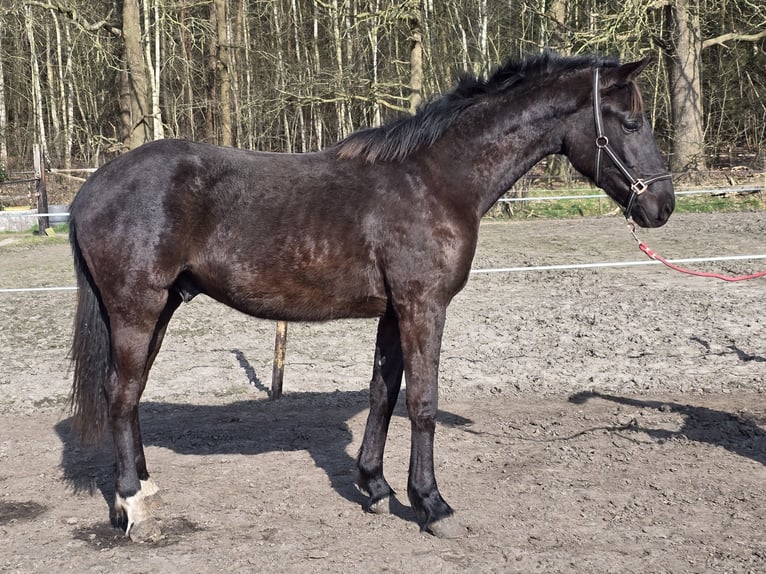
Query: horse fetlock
354 472 394 514
407 484 456 531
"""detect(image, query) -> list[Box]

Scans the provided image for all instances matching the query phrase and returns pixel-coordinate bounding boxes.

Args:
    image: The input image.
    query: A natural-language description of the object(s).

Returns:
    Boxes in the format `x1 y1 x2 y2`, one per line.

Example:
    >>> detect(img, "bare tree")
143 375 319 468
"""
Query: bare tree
2 0 763 177
25 6 49 158
120 0 152 149
408 6 423 113
0 14 8 171
668 0 705 173
215 0 232 146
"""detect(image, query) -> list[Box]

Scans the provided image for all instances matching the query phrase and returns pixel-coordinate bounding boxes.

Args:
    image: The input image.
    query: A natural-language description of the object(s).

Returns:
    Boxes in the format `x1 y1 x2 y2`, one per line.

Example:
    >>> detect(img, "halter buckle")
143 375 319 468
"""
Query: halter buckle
595 135 609 149
631 179 649 195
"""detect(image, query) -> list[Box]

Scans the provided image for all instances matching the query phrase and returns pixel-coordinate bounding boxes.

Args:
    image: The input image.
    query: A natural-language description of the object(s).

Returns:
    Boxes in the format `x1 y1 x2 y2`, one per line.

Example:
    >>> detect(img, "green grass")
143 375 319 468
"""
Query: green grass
672 193 764 214
0 223 70 236
493 188 765 220
0 226 69 246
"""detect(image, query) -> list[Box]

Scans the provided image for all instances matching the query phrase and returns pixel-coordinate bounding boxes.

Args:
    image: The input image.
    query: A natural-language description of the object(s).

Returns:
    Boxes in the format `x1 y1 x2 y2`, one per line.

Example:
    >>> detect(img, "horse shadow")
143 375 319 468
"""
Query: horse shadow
54 356 473 526
569 390 766 466
690 336 766 364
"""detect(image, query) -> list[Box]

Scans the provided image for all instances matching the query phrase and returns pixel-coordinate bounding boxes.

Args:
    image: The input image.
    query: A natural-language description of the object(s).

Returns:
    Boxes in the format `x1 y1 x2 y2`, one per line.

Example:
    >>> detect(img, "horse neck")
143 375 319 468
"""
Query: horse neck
428 86 578 217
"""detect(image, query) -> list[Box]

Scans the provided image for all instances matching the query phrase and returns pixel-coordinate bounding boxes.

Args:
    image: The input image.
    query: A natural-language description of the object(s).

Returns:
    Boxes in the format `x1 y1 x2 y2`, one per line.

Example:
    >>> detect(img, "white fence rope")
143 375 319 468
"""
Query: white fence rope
469 253 766 274
497 185 763 203
3 253 766 294
2 184 764 293
0 286 77 293
1 185 763 220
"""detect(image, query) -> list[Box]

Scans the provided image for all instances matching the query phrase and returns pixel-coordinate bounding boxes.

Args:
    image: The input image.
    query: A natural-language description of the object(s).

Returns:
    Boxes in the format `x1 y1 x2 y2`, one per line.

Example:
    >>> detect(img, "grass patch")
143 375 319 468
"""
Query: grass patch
0 230 69 247
492 187 765 220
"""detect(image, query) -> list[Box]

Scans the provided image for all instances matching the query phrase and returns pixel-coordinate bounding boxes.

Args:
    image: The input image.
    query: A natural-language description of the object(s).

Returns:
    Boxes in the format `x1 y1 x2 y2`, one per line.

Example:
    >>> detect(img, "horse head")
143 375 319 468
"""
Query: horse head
564 57 675 228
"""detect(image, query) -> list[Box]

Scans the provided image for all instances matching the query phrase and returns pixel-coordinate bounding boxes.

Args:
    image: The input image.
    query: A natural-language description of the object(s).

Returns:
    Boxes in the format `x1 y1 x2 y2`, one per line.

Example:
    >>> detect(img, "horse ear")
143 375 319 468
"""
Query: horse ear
602 55 653 87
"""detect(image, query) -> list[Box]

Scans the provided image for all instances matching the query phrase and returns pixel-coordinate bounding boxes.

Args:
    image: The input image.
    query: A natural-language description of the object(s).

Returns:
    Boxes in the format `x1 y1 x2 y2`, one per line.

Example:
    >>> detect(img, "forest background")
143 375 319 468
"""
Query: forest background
0 0 764 198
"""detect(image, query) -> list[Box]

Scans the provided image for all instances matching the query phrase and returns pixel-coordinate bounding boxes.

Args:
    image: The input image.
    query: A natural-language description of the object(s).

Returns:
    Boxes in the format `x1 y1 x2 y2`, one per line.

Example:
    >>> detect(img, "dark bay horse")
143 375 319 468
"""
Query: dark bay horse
68 53 674 541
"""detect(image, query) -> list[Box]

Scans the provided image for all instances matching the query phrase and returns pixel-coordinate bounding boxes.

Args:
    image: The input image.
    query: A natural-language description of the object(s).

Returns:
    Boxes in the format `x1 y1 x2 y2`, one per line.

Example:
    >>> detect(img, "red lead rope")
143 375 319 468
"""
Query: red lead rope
630 224 766 282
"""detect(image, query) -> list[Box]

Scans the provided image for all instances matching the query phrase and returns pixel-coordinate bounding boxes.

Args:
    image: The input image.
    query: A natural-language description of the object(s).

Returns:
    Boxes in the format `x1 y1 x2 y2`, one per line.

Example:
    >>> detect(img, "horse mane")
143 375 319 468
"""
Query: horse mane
335 52 627 164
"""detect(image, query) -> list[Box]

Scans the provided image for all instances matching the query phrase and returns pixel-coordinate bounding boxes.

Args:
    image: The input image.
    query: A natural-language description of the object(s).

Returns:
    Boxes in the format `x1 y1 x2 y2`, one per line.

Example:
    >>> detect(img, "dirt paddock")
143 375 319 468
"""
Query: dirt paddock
1 211 765 573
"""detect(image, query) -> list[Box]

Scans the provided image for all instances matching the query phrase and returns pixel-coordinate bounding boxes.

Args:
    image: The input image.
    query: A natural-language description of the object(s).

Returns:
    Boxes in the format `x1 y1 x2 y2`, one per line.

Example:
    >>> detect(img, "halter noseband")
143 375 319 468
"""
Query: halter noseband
592 67 672 219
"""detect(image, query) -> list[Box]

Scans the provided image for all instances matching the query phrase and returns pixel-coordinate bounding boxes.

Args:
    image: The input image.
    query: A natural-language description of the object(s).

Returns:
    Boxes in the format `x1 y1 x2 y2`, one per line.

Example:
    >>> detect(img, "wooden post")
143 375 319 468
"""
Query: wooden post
271 320 288 400
33 144 49 235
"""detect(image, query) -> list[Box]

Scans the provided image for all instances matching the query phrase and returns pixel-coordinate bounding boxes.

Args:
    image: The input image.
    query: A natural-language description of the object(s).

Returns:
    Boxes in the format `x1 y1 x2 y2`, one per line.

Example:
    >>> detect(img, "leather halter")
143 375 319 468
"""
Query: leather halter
592 67 672 219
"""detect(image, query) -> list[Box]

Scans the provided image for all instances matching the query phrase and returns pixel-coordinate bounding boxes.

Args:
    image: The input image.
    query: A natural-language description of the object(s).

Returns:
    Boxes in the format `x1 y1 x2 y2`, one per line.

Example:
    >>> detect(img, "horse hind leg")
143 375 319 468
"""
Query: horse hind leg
356 308 404 514
109 291 181 541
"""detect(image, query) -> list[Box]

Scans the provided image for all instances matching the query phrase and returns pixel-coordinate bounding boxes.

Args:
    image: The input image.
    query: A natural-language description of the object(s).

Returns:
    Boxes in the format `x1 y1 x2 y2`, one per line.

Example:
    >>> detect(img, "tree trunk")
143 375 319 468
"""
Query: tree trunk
179 4 195 141
215 0 232 147
0 18 8 171
45 20 62 162
121 0 152 150
477 0 488 75
62 15 74 169
149 0 164 140
330 0 349 138
668 0 705 173
312 1 323 149
291 0 308 150
409 11 423 114
25 6 48 159
230 0 244 147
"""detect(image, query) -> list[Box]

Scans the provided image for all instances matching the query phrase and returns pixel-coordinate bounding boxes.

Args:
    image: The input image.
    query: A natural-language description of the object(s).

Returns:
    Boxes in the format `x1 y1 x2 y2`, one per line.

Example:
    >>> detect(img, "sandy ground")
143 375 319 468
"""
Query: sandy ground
1 211 765 573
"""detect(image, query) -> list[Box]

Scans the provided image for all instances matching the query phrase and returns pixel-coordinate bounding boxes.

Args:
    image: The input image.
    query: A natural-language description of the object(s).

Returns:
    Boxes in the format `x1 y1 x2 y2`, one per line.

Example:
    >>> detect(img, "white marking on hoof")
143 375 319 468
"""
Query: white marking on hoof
426 514 466 539
115 478 163 541
140 477 160 497
354 478 392 514
368 495 391 515
128 515 163 542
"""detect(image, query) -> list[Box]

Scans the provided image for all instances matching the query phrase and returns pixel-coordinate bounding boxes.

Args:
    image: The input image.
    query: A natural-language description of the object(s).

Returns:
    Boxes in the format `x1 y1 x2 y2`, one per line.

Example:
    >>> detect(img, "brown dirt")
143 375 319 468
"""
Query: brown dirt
1 211 765 573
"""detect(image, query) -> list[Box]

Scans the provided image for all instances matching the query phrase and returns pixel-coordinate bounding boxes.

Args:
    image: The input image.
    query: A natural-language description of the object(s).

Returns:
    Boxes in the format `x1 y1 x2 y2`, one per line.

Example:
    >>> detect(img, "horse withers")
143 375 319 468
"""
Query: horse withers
68 53 674 541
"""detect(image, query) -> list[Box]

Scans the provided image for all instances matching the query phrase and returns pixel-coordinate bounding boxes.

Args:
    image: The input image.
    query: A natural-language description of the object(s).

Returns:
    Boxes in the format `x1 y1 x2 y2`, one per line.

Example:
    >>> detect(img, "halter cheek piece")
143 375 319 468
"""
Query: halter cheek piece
592 67 672 219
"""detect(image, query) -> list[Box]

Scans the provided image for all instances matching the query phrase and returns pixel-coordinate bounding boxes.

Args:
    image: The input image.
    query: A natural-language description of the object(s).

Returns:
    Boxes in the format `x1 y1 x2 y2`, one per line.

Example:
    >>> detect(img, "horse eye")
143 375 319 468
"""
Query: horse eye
623 120 640 133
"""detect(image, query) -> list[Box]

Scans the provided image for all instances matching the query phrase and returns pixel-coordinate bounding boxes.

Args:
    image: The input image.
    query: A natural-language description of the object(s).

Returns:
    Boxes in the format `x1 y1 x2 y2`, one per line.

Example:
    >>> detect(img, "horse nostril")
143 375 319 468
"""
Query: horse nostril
663 198 675 220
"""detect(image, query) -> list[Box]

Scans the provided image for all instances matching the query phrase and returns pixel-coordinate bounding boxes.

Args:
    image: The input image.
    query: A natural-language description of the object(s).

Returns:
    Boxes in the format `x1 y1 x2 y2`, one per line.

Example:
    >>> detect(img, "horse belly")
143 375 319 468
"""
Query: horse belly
193 263 388 322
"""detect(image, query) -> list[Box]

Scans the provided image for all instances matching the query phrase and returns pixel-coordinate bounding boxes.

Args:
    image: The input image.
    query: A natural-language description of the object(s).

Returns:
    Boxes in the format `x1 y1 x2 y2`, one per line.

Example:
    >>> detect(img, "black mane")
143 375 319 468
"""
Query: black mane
335 52 620 163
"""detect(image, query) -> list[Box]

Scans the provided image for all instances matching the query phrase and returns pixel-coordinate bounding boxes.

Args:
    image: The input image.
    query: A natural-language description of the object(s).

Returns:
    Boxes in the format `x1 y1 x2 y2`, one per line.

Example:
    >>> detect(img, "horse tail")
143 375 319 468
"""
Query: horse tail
69 217 111 444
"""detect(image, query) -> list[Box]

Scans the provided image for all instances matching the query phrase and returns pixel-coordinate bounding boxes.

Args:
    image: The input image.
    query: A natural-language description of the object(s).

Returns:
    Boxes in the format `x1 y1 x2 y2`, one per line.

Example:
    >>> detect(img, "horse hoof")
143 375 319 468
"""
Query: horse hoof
367 495 391 515
128 517 164 543
426 515 466 539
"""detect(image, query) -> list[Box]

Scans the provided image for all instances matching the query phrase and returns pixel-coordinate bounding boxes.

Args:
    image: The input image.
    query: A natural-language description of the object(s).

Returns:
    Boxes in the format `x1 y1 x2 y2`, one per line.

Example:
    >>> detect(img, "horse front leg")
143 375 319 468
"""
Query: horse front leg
398 302 466 538
356 308 404 513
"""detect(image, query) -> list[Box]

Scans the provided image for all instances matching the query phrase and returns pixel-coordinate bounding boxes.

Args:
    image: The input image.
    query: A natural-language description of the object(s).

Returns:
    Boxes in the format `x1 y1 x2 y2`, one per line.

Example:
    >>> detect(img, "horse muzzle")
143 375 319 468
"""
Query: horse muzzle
627 180 675 228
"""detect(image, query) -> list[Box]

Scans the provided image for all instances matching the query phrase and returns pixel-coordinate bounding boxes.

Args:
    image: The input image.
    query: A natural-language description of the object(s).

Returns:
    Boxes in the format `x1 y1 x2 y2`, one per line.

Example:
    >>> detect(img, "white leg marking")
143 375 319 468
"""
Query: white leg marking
115 478 162 540
140 477 160 497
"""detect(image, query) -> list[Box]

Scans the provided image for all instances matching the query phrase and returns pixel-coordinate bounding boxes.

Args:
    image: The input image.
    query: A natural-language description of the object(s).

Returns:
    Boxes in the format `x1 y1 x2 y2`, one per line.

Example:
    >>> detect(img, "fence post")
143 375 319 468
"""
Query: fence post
33 144 49 235
271 320 288 399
